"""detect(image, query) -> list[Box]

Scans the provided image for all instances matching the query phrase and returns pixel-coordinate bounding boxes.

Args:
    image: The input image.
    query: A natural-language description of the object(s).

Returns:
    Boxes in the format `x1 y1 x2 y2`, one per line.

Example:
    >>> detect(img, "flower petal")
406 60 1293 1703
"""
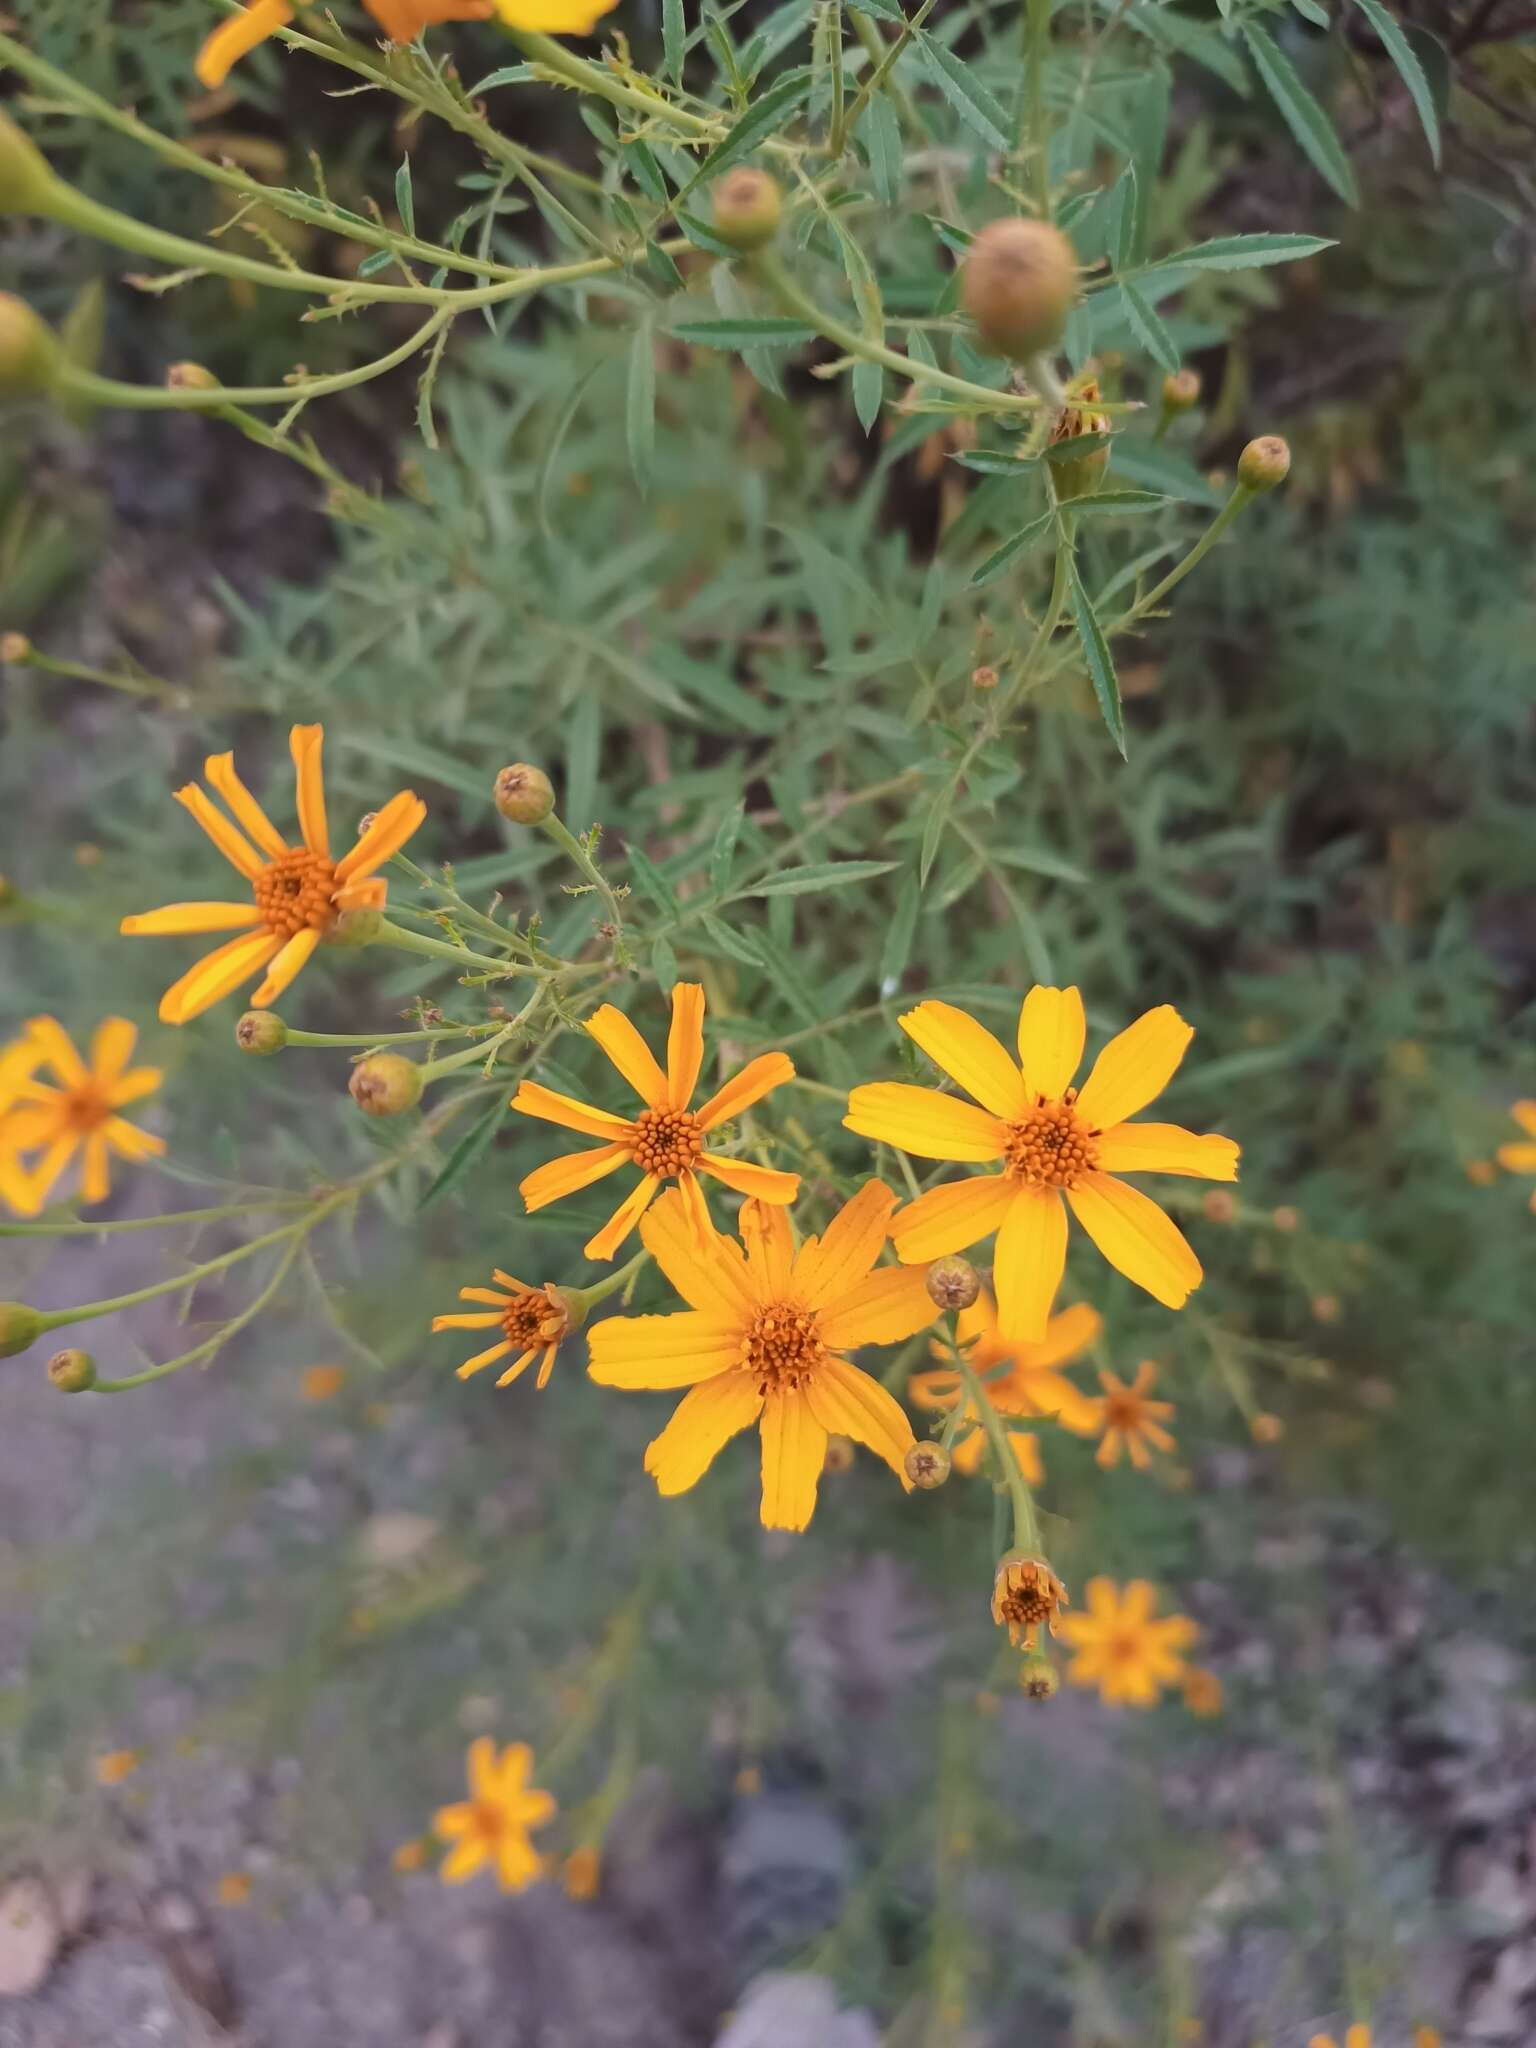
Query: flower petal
1094 1122 1240 1181
249 926 321 1009
1513 1100 1536 1138
103 1117 166 1161
993 1187 1067 1343
644 1370 764 1494
333 790 427 882
333 876 387 913
589 1309 741 1389
759 1388 826 1531
80 1133 111 1206
456 1339 515 1379
88 1018 138 1082
203 753 289 860
490 0 620 30
438 1838 488 1884
194 0 295 88
843 1083 1006 1163
511 1080 633 1141
158 930 283 1025
697 1051 795 1132
890 1174 1016 1264
584 1005 667 1106
120 902 265 937
666 982 706 1109
1496 1142 1536 1174
492 1350 538 1389
898 1000 1028 1119
817 1264 937 1350
432 1312 505 1331
173 784 266 882
803 1355 915 1479
1016 1300 1102 1371
792 1179 896 1308
518 1141 629 1212
289 724 329 858
584 1173 661 1259
698 1155 799 1203
1068 1172 1202 1310
1016 985 1085 1101
640 1187 756 1319
740 1199 793 1293
24 1017 86 1086
1074 1005 1194 1131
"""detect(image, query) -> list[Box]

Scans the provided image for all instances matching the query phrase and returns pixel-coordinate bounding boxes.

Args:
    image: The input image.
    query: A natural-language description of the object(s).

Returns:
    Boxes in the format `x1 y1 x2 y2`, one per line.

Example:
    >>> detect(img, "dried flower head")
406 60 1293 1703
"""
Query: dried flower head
494 763 555 825
711 168 783 251
990 1554 1069 1649
960 219 1079 360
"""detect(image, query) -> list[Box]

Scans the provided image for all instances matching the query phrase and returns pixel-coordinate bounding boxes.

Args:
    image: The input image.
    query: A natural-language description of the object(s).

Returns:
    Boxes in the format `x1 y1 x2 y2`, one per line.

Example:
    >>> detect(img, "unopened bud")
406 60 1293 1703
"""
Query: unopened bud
1018 1654 1059 1700
349 1053 423 1116
710 168 782 252
971 664 999 691
0 1303 46 1359
0 632 31 664
1237 434 1290 492
167 361 221 391
904 1441 951 1489
0 111 62 217
235 1010 288 1056
1048 378 1110 502
326 907 383 949
1271 1205 1299 1234
0 295 61 399
1250 1411 1284 1444
1160 368 1201 416
926 1256 980 1312
494 763 555 825
47 1347 96 1393
960 218 1079 362
1201 1189 1235 1224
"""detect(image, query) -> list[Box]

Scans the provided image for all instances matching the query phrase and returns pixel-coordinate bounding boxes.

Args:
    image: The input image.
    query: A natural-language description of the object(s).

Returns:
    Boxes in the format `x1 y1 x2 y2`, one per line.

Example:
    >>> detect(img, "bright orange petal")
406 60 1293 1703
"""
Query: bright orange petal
511 1080 633 1142
107 1068 162 1109
289 725 329 858
194 0 295 88
1094 1122 1239 1181
584 1005 667 1106
666 982 706 1109
817 1264 937 1350
739 1198 794 1293
333 876 388 913
803 1356 914 1479
120 902 264 937
490 0 618 30
103 1117 165 1161
588 1309 741 1389
843 1083 1006 1163
1074 1005 1194 1131
644 1370 764 1494
793 1179 896 1307
639 1187 756 1319
697 1051 795 1132
1512 1100 1536 1138
203 753 289 860
1014 1300 1102 1370
80 1133 111 1206
158 930 283 1025
584 1173 661 1259
1495 1142 1536 1173
173 784 265 882
759 1387 826 1531
87 1017 138 1082
890 1174 1016 1264
898 1000 1027 1119
1016 985 1085 1101
456 1338 515 1379
697 1155 799 1203
333 790 427 882
1068 1172 1203 1310
518 1141 629 1212
249 926 321 1008
24 1017 87 1087
993 1187 1067 1343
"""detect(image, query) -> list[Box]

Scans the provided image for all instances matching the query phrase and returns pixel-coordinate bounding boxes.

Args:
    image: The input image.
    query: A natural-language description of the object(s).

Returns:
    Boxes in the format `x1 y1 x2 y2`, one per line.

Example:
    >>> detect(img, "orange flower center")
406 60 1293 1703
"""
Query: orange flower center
629 1106 704 1179
1101 1390 1144 1431
500 1291 563 1348
742 1301 823 1392
470 1800 508 1845
1003 1097 1096 1188
62 1082 112 1134
1104 1630 1143 1667
253 848 339 938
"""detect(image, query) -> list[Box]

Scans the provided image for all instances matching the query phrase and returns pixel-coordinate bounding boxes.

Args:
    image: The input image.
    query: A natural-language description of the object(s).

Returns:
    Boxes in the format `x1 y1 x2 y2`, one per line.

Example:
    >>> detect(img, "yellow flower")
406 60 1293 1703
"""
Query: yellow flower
1058 1577 1198 1707
908 1296 1102 1483
392 1837 430 1872
432 1271 572 1388
196 0 618 89
121 725 425 1025
1094 1360 1176 1469
94 1748 141 1785
511 982 799 1260
1309 2031 1372 2048
434 1737 555 1892
1181 1667 1224 1717
587 1181 935 1531
300 1364 346 1402
990 1555 1069 1649
1496 1100 1536 1188
561 1846 601 1900
0 1018 164 1217
845 987 1239 1341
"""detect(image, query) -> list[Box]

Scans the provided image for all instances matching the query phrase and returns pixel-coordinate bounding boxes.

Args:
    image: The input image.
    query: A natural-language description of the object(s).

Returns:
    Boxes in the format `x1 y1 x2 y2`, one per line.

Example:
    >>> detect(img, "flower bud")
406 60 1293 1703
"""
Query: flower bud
349 1053 423 1116
494 763 555 825
1201 1189 1235 1224
1237 435 1290 492
710 168 782 252
47 1347 97 1393
904 1441 951 1489
0 111 62 218
326 907 383 949
1048 378 1110 502
0 295 61 399
1018 1653 1059 1701
0 1302 46 1359
0 632 31 664
167 361 222 391
960 219 1079 361
235 1010 288 1056
926 1256 980 1312
1160 368 1201 416
971 664 999 691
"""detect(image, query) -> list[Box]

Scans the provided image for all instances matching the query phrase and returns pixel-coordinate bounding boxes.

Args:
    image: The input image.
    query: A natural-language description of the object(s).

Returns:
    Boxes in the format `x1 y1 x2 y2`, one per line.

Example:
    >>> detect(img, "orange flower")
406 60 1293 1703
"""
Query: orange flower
432 1271 572 1388
196 0 620 90
1496 1101 1536 1208
1058 1578 1197 1707
94 1748 141 1785
1093 1360 1176 1469
300 1365 346 1402
908 1296 1101 1482
587 1182 934 1531
511 983 799 1259
0 1018 164 1216
1181 1667 1224 1717
121 725 424 1023
434 1738 555 1892
845 987 1238 1341
561 1846 601 1900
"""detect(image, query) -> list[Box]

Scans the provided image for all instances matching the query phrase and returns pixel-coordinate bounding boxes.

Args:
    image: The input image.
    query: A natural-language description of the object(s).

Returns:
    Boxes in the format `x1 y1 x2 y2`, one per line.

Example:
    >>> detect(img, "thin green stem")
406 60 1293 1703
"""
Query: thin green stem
1023 0 1054 215
539 812 625 947
1001 519 1074 715
950 1326 1041 1552
4 640 191 707
37 1211 325 1332
1104 484 1253 636
574 1249 651 1315
506 30 717 137
841 0 939 136
0 1198 309 1239
91 1236 305 1392
374 918 522 975
279 1023 485 1050
419 1021 519 1082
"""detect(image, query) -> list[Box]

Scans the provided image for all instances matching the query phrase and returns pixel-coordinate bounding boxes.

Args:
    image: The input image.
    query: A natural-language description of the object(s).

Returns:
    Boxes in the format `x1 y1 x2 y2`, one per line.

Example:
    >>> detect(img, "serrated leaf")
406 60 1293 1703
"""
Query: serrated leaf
1107 439 1224 506
969 507 1056 589
626 321 656 496
626 842 681 916
954 449 1037 476
677 209 746 259
671 317 818 348
693 65 814 182
846 0 906 18
467 64 535 92
395 154 415 238
1291 0 1330 25
1067 557 1127 757
710 801 746 896
1118 278 1180 372
700 911 763 966
418 1094 508 1211
863 92 902 206
663 0 685 79
1243 22 1360 205
744 859 899 897
1155 231 1336 272
1044 431 1112 466
1070 488 1170 515
913 28 1012 151
1350 0 1441 164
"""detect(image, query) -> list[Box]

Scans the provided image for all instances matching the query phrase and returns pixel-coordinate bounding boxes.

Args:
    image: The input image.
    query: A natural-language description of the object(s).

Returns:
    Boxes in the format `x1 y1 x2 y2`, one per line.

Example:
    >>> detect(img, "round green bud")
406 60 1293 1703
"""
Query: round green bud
0 295 61 400
904 1441 951 1490
349 1053 423 1117
325 907 383 949
494 764 555 826
0 1303 46 1360
960 219 1079 362
926 1256 980 1312
1161 368 1201 416
47 1347 97 1393
0 632 32 665
0 111 62 218
1237 435 1291 492
710 168 783 253
166 362 222 392
235 1010 288 1055
1019 1654 1059 1701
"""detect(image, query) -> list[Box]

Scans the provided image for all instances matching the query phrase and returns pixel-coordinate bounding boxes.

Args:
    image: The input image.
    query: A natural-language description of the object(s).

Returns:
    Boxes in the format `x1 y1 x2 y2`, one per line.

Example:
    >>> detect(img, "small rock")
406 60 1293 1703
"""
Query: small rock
0 1875 61 1998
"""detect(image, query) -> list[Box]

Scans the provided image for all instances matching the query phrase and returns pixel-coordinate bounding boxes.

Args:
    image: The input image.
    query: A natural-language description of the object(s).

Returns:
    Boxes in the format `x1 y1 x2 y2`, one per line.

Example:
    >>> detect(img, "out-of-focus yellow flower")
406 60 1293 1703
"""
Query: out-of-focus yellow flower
301 1365 346 1402
588 1182 934 1531
1058 1578 1197 1706
0 1018 163 1216
392 1838 429 1873
1094 1360 1175 1470
434 1738 555 1892
1181 1667 1224 1717
511 983 799 1259
215 1872 252 1905
908 1296 1101 1483
561 1847 601 1900
1496 1101 1536 1188
196 0 619 90
1308 2028 1372 2048
121 726 424 1024
1464 1158 1497 1186
94 1749 141 1785
432 1271 572 1388
1251 1411 1284 1443
846 987 1238 1341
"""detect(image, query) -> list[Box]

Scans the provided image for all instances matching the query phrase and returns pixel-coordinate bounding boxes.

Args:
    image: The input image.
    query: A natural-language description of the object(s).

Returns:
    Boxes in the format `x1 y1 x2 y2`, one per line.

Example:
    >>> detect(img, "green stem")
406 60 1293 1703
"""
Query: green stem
1023 0 1054 215
840 0 939 137
506 30 717 137
374 918 521 975
5 640 191 707
419 1021 519 1082
0 1198 309 1239
1103 483 1253 636
91 1236 306 1392
574 1249 651 1315
1001 518 1073 715
950 1326 1041 1552
539 812 625 947
37 1210 326 1332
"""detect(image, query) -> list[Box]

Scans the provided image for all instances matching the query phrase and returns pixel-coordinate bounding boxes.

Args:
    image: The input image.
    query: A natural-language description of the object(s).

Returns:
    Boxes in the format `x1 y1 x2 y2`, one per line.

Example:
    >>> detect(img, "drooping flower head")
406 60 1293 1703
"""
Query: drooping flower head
433 1738 555 1892
511 983 799 1259
432 1270 572 1388
845 987 1239 1342
908 1295 1101 1483
195 0 619 91
1057 1577 1198 1707
121 725 425 1023
587 1182 937 1531
0 1018 163 1217
990 1555 1069 1649
1094 1360 1176 1469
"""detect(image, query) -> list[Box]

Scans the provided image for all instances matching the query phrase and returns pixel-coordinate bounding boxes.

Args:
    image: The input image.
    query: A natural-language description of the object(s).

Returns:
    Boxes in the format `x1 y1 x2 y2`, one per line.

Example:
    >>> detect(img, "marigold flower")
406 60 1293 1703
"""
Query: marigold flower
434 1737 555 1892
433 1271 572 1388
587 1181 935 1531
195 0 619 90
0 1018 164 1216
845 987 1239 1341
1058 1577 1198 1707
991 1556 1069 1649
301 1365 346 1402
121 725 425 1024
1094 1360 1176 1469
909 1295 1101 1483
511 982 799 1260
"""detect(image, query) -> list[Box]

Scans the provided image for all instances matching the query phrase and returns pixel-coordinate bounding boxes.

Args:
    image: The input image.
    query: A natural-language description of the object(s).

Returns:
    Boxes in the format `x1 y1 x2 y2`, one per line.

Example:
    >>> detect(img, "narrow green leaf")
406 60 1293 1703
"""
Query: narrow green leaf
853 360 884 433
627 843 681 916
395 154 415 238
1070 488 1170 515
846 0 905 18
652 933 678 993
710 800 746 896
700 911 764 966
863 93 903 207
418 1094 508 1211
466 64 535 92
693 66 814 182
626 321 656 496
918 780 954 888
913 29 1011 151
1043 430 1112 467
744 859 899 897
671 317 818 348
1067 557 1127 757
1118 278 1180 372
969 507 1056 589
663 0 685 80
1243 22 1360 205
1155 231 1336 272
1350 0 1441 164
1291 0 1330 25
878 870 921 992
1108 439 1224 506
